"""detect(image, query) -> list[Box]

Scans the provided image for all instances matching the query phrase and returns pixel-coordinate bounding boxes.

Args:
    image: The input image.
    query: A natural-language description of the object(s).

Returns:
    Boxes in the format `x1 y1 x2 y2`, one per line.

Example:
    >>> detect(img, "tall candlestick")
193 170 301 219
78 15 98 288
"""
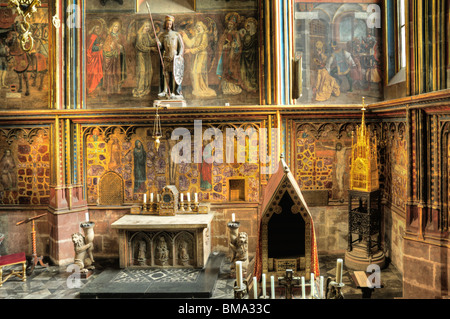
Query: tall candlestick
310 273 315 298
187 193 190 202
336 258 343 284
150 193 153 202
301 276 305 299
270 275 275 299
180 193 184 202
195 193 198 203
319 276 324 299
143 194 147 203
232 213 235 222
253 277 258 299
262 273 266 298
236 261 243 289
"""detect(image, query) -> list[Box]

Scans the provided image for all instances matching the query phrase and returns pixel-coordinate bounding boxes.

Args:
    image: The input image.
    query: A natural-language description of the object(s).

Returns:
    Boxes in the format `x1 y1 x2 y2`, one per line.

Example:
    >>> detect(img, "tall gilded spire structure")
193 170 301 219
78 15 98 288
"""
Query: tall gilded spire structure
349 97 379 191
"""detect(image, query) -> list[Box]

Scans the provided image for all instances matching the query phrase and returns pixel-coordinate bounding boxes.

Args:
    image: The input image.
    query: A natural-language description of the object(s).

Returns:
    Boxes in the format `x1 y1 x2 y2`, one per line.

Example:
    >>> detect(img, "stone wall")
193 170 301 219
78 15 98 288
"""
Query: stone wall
403 239 450 298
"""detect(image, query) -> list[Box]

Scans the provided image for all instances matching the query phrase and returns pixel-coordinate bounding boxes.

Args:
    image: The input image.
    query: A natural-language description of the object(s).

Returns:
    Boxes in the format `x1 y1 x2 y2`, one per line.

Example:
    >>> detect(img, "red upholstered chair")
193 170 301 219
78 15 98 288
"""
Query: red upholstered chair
0 252 27 286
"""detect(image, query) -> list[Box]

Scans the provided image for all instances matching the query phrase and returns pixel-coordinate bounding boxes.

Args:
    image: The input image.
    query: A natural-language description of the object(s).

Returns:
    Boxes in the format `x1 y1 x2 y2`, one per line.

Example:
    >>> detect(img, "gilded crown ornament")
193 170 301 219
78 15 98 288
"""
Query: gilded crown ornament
8 0 41 52
349 97 379 192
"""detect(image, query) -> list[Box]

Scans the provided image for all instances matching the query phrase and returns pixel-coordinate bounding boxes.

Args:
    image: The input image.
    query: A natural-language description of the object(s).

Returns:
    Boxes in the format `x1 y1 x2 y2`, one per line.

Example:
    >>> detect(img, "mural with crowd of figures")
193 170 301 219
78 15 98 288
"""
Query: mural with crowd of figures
0 6 49 109
85 10 259 108
294 1 383 105
84 125 261 204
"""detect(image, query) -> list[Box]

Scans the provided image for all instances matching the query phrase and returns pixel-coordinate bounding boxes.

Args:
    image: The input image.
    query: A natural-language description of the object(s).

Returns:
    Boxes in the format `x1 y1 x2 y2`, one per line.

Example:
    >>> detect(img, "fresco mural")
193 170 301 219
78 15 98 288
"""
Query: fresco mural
0 7 49 109
295 1 383 105
85 11 259 108
84 125 260 204
0 128 50 205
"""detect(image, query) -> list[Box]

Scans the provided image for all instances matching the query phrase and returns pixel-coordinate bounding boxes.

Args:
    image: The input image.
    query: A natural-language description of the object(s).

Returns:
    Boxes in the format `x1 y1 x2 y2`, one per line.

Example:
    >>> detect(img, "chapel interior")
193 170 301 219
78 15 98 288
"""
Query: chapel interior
0 0 449 300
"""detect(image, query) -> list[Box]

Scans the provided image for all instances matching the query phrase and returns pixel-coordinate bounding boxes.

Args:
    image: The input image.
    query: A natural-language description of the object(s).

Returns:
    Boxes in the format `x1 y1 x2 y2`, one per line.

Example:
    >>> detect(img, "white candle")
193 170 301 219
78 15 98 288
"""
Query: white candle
262 273 266 298
253 276 258 299
270 275 275 299
187 193 190 202
180 193 184 202
232 213 235 222
236 261 243 289
195 193 198 203
336 258 343 284
143 193 147 203
85 212 89 222
320 276 324 299
157 194 160 202
150 193 153 202
301 276 306 299
310 273 315 298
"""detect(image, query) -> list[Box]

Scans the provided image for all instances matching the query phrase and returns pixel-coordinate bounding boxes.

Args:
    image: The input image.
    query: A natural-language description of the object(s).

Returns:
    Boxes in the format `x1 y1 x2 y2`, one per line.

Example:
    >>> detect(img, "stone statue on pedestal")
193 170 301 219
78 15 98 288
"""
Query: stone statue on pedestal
71 232 95 273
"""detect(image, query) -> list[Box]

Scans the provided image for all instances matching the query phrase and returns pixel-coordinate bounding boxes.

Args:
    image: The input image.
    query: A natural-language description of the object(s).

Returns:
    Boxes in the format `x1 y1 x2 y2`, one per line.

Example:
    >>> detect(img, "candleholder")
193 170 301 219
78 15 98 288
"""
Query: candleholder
186 200 192 212
234 280 248 299
179 201 185 212
326 280 345 299
227 221 240 264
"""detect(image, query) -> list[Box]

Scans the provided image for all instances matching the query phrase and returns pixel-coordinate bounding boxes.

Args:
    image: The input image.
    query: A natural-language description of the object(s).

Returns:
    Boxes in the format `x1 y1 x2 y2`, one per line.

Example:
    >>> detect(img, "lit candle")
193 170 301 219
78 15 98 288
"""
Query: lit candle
320 276 324 299
195 193 198 203
310 273 315 298
180 193 184 202
187 193 190 202
262 273 266 298
270 275 275 299
301 276 306 299
232 213 235 222
236 261 243 289
253 276 258 299
150 193 153 202
143 194 147 203
336 258 343 284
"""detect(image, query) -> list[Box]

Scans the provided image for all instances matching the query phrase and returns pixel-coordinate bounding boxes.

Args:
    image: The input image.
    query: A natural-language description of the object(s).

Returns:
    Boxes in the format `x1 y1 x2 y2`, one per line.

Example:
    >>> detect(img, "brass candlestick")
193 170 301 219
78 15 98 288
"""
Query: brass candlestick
234 279 248 299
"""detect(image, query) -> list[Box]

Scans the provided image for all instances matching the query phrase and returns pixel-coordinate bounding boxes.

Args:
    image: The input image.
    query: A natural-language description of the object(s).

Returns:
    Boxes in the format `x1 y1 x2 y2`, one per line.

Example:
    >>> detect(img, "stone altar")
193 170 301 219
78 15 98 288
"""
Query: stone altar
111 214 213 268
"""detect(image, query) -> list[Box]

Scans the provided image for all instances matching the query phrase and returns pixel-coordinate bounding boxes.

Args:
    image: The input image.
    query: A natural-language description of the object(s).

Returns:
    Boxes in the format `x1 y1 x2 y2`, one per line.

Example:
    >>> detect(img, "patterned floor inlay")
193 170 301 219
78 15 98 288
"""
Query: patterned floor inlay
112 268 201 283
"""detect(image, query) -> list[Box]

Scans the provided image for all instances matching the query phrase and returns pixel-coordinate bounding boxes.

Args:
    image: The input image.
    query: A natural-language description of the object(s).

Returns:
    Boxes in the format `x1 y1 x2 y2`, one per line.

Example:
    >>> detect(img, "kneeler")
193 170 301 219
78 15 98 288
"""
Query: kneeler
0 252 27 286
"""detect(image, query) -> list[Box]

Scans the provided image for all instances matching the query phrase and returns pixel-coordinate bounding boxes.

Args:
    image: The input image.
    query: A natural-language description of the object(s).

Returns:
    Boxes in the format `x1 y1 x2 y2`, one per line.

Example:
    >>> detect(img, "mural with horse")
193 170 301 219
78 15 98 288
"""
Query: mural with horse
5 26 48 96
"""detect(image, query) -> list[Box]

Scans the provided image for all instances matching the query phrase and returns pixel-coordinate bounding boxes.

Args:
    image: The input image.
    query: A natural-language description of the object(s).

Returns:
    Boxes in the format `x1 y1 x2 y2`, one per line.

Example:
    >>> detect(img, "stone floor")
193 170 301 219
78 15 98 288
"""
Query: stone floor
0 253 403 299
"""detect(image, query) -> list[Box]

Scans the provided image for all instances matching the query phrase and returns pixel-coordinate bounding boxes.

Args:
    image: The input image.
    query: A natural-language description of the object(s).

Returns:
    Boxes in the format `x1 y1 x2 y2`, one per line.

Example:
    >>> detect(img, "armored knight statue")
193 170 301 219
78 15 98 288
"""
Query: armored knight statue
157 15 184 99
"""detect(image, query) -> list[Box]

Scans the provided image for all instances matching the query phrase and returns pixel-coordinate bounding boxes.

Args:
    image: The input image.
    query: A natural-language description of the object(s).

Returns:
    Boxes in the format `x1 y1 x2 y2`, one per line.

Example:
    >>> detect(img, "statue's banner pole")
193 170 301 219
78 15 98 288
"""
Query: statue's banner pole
145 1 171 96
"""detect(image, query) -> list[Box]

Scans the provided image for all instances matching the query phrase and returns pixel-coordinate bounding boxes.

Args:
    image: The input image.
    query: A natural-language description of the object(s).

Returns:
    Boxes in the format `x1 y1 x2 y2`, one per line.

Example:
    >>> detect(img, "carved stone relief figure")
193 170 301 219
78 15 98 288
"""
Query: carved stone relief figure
178 240 190 266
137 240 147 266
230 231 249 271
155 236 169 266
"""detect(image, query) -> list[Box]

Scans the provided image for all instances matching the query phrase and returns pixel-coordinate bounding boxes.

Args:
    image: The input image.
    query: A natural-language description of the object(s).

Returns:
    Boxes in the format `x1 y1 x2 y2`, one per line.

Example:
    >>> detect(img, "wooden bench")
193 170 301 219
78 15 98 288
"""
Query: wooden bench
0 252 27 286
351 271 384 299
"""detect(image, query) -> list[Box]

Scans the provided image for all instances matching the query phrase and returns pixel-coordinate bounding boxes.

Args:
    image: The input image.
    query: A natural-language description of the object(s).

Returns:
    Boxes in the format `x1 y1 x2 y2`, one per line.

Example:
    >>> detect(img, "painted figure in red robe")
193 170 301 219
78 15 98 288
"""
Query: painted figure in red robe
86 24 104 94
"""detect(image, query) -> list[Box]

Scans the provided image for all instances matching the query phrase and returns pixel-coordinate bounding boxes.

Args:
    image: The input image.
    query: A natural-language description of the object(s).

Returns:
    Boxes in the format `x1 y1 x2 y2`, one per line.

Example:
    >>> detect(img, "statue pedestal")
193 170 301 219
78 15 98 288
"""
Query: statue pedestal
154 99 186 108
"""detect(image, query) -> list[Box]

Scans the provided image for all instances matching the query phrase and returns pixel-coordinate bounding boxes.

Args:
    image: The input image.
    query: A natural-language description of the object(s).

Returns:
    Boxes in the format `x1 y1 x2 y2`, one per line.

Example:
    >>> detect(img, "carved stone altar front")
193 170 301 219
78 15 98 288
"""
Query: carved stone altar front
111 214 213 268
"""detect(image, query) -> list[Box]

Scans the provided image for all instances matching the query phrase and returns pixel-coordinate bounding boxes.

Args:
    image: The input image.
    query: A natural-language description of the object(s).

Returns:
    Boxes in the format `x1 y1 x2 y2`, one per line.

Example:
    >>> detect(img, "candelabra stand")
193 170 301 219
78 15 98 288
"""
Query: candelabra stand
326 280 345 299
227 221 240 264
186 200 192 212
234 279 248 299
